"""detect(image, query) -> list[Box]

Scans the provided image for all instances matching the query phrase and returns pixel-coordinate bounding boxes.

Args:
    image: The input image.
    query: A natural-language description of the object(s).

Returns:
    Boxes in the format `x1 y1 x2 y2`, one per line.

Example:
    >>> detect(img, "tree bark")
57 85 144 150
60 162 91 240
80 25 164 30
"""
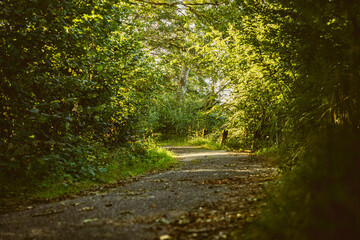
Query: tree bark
177 65 190 99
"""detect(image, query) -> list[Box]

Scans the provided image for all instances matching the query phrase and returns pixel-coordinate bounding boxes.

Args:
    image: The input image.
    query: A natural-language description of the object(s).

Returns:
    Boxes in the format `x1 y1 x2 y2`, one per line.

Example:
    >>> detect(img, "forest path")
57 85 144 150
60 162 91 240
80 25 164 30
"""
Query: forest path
0 146 277 240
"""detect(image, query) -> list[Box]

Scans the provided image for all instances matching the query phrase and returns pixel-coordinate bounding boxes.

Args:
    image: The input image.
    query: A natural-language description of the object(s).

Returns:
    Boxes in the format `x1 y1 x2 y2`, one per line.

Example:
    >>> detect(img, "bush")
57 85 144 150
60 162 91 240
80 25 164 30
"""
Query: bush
0 139 176 203
145 91 224 139
246 127 360 240
187 136 222 150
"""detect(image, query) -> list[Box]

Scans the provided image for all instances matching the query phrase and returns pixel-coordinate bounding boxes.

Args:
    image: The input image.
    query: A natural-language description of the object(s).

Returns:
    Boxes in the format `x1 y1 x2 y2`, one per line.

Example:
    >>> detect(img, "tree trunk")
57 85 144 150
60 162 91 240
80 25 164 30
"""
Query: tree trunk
177 65 190 99
221 129 228 145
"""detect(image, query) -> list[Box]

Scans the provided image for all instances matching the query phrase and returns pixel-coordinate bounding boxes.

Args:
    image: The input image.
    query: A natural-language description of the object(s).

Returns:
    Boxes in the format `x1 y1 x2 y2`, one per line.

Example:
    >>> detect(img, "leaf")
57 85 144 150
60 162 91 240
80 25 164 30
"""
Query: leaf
159 217 170 224
65 116 73 122
80 206 94 211
96 65 103 71
29 108 39 114
159 235 172 240
38 115 47 124
88 168 95 176
83 218 98 223
50 100 61 109
72 202 83 206
65 122 70 131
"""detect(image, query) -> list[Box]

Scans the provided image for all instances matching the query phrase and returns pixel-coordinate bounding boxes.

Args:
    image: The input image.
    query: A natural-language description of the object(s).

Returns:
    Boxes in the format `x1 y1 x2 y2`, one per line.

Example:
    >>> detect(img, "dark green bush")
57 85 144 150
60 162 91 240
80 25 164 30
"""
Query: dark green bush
247 127 360 240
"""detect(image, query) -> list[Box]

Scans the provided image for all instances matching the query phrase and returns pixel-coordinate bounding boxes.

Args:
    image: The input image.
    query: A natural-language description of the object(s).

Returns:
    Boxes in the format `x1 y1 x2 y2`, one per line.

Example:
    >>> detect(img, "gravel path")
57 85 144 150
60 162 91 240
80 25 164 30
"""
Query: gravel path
0 146 277 240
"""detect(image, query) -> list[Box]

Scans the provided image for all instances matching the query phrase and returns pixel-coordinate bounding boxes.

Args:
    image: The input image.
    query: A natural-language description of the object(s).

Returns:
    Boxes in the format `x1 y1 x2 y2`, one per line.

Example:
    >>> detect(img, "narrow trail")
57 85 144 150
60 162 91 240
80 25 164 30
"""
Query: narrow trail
0 146 277 240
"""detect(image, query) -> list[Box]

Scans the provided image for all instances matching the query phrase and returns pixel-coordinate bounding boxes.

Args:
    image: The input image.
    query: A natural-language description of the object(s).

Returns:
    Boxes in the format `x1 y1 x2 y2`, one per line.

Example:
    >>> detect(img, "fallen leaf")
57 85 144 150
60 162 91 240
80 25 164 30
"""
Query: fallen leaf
159 217 170 224
80 206 94 211
177 218 190 225
83 218 98 223
159 235 172 240
72 202 83 206
225 163 236 167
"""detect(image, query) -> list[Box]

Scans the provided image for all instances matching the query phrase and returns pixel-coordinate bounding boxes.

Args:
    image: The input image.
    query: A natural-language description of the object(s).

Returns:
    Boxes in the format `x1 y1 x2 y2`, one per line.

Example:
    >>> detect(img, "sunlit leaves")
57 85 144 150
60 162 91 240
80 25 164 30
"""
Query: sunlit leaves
0 0 167 191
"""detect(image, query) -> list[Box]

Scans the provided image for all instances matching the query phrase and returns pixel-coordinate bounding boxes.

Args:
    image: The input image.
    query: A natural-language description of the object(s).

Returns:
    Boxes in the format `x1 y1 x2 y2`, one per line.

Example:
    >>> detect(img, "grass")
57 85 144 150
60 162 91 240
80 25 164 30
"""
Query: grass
97 143 176 183
186 137 222 150
31 180 99 200
156 137 188 146
1 141 177 207
158 136 223 150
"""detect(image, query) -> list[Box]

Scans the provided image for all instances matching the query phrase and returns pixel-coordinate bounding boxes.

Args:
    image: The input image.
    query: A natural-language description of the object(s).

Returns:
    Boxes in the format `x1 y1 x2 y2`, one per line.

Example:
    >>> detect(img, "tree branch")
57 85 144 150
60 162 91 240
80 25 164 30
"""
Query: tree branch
131 0 221 7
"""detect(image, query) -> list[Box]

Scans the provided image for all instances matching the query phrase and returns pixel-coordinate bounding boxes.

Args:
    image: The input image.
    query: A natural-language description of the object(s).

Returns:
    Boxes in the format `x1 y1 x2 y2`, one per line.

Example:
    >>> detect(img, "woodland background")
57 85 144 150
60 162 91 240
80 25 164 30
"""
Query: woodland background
1 0 359 239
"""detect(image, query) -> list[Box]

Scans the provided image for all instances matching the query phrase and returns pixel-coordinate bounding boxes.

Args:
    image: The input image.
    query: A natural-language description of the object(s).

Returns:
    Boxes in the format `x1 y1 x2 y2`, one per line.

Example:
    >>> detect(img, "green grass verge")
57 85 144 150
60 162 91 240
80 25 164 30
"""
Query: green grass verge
186 137 222 150
1 141 177 206
156 138 189 146
97 143 176 183
158 136 223 150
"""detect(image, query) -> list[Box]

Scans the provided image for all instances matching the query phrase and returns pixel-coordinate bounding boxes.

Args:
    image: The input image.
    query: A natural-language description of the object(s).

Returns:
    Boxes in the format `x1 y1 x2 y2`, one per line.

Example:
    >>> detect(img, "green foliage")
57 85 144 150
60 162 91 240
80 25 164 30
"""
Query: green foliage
0 0 166 199
1 140 176 202
157 135 222 150
208 0 360 238
186 137 222 150
246 128 360 240
1 1 359 237
98 140 176 181
176 0 360 238
145 92 201 138
144 88 225 140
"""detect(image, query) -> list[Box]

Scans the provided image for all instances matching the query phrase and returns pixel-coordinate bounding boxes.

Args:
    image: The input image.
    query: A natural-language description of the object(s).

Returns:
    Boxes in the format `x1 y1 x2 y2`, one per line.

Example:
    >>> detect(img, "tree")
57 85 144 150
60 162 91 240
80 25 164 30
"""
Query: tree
0 0 164 189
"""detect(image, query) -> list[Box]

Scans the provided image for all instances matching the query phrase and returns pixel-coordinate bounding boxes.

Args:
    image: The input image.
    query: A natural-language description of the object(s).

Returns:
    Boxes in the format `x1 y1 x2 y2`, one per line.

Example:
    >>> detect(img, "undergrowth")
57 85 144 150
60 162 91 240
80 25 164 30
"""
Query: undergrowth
186 137 222 150
158 136 222 150
0 140 176 206
243 128 360 240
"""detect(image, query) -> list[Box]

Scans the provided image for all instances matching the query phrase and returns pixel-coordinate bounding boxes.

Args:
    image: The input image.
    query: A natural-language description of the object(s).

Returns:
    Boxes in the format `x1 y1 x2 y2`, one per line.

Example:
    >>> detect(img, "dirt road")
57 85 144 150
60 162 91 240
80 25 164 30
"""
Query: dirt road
0 146 277 240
